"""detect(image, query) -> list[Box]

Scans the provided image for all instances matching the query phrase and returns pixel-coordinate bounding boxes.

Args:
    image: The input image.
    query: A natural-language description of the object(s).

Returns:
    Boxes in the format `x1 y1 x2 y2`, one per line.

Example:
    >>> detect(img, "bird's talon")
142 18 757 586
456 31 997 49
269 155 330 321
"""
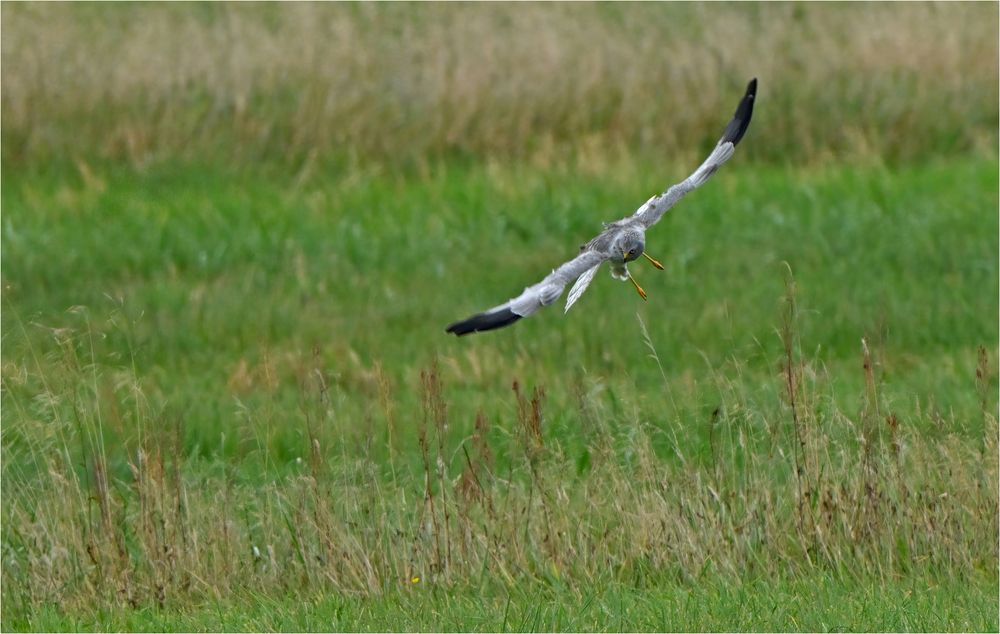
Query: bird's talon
629 274 647 301
643 252 665 270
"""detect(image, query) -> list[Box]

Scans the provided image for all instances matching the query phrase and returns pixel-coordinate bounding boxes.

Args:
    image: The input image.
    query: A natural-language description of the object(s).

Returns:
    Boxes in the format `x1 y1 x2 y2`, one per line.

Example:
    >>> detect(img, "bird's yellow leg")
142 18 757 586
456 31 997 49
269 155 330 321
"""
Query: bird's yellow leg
628 271 647 301
642 252 665 270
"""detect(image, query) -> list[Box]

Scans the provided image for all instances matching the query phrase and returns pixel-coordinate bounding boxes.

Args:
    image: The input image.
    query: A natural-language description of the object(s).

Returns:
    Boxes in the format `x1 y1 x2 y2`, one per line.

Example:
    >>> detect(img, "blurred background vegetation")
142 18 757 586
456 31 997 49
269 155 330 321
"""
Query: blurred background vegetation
2 2 997 170
2 3 998 630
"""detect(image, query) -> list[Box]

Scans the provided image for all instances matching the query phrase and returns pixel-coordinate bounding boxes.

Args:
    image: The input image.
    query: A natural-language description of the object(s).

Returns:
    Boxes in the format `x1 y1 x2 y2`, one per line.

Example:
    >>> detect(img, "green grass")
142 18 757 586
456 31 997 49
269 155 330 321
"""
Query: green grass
2 157 998 630
3 159 996 441
15 574 998 632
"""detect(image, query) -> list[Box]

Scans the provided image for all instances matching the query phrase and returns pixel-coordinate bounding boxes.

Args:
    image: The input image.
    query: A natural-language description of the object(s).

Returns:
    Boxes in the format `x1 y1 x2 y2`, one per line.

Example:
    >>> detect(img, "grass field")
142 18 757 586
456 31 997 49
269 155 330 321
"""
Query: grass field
17 575 998 632
2 3 999 632
2 157 998 630
2 3 997 167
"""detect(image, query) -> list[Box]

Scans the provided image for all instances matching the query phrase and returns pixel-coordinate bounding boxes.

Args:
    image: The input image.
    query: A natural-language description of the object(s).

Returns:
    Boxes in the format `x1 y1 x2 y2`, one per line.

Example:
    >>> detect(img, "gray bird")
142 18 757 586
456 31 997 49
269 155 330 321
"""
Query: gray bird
446 78 756 336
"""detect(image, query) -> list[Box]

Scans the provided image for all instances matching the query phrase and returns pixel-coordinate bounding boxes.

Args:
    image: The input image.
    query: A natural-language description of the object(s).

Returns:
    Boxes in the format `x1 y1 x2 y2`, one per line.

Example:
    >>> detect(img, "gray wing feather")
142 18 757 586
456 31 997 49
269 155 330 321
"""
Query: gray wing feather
509 250 605 316
564 263 601 313
446 250 605 335
633 142 735 229
633 78 755 230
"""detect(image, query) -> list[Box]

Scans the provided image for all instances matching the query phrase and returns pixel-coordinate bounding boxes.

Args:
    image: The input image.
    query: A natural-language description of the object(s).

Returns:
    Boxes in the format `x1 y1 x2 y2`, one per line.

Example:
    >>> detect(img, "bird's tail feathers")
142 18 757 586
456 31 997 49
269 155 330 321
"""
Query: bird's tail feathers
565 264 601 313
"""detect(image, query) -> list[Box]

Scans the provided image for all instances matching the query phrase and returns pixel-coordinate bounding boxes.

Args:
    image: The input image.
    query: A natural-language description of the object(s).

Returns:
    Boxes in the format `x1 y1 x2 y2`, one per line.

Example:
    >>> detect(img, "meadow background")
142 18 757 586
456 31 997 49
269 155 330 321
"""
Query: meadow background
2 3 998 631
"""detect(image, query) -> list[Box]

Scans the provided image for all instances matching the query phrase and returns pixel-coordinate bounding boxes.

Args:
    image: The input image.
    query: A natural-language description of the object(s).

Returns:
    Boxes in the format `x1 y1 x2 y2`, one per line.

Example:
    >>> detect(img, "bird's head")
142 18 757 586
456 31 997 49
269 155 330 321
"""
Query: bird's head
617 230 645 263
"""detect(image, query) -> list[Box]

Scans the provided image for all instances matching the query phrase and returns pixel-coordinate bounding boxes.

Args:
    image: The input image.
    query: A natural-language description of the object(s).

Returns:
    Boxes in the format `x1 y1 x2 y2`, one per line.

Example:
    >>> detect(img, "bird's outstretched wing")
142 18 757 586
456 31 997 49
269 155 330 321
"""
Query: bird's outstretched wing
632 78 756 230
446 250 605 336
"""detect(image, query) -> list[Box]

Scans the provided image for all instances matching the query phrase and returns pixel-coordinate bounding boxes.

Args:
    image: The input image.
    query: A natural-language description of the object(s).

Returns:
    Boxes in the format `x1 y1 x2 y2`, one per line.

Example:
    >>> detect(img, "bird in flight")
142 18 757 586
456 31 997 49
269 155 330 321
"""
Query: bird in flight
446 78 757 336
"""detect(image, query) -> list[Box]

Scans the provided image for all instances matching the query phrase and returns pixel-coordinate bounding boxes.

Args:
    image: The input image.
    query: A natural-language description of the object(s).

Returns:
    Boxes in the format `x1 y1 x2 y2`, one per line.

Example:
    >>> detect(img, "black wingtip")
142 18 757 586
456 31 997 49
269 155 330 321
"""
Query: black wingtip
445 307 523 336
721 77 757 146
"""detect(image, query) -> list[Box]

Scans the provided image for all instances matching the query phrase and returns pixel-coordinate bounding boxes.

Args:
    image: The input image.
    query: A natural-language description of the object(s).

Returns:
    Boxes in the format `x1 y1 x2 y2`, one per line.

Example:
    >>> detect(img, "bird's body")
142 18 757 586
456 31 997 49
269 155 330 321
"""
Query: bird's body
446 79 757 336
584 221 646 280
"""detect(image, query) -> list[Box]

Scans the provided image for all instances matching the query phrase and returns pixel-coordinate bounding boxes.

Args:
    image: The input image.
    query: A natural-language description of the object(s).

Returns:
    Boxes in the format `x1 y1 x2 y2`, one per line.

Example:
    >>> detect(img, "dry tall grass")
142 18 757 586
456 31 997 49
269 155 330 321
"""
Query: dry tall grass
3 301 997 615
2 3 997 168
